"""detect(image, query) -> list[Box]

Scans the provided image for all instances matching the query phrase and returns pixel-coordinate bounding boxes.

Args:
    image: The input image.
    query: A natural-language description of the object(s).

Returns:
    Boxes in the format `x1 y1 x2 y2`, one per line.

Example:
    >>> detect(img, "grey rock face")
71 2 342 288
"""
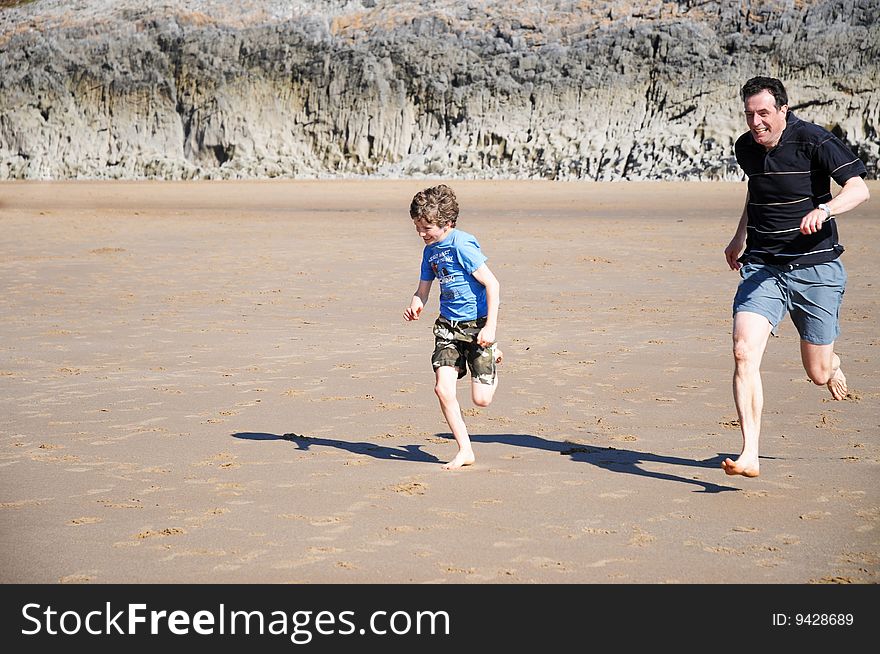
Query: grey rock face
1 0 878 180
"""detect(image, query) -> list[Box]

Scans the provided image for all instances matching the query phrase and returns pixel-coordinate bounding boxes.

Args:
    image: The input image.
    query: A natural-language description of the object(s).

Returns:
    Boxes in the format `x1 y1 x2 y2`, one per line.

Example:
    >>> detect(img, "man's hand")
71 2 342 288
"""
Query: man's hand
724 236 745 271
800 207 827 235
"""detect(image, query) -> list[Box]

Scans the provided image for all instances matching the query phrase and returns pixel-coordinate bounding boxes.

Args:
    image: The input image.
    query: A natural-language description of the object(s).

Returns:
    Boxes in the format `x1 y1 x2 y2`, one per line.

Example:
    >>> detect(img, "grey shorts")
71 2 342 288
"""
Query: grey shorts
431 316 497 385
733 260 846 345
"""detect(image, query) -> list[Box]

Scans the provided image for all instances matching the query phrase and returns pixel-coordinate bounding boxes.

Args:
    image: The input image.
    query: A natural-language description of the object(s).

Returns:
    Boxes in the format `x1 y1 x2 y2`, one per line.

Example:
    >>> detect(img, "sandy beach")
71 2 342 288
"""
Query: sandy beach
0 179 877 584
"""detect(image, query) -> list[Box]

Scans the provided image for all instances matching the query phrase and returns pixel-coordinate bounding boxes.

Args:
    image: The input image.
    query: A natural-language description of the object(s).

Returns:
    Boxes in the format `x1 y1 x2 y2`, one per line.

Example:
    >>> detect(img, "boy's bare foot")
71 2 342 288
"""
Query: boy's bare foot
721 457 760 478
442 450 475 470
827 366 847 400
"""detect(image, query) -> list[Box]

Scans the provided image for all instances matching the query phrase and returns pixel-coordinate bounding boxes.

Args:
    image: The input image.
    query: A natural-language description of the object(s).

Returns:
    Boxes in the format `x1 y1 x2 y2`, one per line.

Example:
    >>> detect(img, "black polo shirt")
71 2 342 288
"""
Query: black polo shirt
734 111 867 266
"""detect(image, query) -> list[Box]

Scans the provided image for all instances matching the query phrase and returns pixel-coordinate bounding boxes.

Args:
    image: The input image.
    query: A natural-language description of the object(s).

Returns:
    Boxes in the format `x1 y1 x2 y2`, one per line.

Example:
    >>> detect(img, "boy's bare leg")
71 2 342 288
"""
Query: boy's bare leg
471 344 501 408
800 341 847 400
434 366 475 469
723 312 772 478
471 377 498 408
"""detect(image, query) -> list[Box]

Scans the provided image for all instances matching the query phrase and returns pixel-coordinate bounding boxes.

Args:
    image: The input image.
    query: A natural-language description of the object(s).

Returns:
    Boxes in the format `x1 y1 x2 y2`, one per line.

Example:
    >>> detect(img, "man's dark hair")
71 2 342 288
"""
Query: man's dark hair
740 76 788 108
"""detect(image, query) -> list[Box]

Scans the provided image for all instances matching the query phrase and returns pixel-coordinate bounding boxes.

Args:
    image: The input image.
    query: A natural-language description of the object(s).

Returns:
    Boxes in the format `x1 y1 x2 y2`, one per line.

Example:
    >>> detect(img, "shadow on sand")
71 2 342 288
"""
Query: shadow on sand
234 431 743 492
232 431 441 464
463 432 742 493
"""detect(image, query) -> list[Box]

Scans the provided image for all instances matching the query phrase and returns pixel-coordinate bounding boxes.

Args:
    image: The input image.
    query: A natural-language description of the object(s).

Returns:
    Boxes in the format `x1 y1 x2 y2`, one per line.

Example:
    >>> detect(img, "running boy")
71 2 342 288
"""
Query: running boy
403 185 502 469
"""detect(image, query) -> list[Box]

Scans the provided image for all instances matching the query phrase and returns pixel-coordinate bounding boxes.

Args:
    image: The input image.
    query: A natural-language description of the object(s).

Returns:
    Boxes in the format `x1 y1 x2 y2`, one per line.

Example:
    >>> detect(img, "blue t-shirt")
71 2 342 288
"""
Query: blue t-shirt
420 229 488 321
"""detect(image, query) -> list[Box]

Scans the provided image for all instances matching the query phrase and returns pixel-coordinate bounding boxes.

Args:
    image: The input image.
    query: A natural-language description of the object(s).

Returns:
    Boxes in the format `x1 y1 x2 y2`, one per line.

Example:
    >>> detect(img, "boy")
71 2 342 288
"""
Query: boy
404 185 502 469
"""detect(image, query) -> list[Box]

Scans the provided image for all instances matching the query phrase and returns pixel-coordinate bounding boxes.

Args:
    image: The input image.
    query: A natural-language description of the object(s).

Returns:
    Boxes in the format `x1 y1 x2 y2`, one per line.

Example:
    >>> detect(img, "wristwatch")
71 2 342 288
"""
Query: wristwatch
818 203 832 220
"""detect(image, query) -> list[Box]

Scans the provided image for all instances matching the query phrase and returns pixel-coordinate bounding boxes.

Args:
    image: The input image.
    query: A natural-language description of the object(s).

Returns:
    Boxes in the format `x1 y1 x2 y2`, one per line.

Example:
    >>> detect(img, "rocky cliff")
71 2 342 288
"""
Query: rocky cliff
1 0 878 180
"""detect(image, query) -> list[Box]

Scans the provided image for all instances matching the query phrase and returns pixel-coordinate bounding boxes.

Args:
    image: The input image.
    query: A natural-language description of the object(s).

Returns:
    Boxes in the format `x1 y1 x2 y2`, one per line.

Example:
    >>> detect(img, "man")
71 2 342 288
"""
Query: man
722 76 870 477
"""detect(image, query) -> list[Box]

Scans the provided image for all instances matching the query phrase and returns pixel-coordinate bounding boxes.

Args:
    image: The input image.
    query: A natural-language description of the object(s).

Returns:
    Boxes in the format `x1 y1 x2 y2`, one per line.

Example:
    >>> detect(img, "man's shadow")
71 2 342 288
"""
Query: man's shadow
233 431 747 492
232 432 441 464
463 433 742 493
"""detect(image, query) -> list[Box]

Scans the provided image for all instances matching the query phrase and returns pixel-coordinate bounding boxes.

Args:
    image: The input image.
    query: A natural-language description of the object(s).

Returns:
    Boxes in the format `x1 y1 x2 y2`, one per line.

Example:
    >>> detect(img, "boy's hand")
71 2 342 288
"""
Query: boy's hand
477 326 495 347
404 301 423 321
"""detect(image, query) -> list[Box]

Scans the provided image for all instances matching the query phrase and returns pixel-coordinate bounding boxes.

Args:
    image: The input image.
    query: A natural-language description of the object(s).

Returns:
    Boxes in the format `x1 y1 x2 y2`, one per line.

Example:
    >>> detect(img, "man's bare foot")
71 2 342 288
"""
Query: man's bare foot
442 450 475 470
721 457 760 478
827 366 847 400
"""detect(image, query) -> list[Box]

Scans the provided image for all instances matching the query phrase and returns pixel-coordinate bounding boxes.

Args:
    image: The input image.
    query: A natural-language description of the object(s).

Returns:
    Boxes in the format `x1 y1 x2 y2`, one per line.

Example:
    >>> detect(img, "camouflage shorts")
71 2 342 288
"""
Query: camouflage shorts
431 316 497 385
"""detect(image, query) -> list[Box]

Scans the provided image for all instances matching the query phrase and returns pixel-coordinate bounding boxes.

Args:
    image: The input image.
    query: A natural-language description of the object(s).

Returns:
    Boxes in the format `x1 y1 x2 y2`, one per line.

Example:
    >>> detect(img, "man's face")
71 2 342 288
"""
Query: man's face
744 89 788 150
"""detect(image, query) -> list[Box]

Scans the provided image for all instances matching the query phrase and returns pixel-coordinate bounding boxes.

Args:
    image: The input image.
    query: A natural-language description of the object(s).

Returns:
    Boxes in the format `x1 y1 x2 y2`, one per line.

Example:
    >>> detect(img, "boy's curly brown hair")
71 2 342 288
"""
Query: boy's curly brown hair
410 184 459 227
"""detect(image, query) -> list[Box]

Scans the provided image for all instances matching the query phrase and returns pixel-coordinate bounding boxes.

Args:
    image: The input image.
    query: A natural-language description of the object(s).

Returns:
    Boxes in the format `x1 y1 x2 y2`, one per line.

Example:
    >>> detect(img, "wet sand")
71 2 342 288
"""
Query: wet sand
1 179 877 583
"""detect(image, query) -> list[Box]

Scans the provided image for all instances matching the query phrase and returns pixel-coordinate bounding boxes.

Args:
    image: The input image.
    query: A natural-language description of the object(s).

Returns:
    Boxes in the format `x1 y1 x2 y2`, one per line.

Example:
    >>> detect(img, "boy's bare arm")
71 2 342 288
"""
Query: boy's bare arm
472 264 499 346
404 280 433 321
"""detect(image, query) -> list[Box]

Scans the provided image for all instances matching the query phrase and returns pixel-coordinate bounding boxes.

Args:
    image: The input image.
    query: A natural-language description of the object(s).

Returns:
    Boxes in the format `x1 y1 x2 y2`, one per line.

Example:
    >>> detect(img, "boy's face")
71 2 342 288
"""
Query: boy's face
413 218 451 245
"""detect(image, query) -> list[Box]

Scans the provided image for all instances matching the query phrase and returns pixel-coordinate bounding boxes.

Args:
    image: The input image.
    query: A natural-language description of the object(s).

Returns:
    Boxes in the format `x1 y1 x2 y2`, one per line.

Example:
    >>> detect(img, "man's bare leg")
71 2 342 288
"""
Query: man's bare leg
434 366 475 469
723 312 773 478
827 363 847 400
801 341 847 400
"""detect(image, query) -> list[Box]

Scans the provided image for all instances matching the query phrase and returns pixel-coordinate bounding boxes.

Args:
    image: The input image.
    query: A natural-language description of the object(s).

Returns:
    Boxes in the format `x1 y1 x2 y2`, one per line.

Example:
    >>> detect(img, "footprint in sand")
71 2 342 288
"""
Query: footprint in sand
98 498 143 509
67 517 102 526
813 576 859 584
135 527 185 539
586 557 632 568
195 452 239 469
799 511 832 521
386 481 427 496
527 557 569 572
0 498 52 509
599 489 635 500
703 545 740 555
277 513 307 521
309 516 345 526
628 530 656 547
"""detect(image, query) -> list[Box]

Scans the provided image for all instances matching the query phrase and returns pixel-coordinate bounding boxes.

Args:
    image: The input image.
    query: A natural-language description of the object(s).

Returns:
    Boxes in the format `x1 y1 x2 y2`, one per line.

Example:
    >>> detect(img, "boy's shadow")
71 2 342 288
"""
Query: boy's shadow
232 432 441 464
463 433 742 493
